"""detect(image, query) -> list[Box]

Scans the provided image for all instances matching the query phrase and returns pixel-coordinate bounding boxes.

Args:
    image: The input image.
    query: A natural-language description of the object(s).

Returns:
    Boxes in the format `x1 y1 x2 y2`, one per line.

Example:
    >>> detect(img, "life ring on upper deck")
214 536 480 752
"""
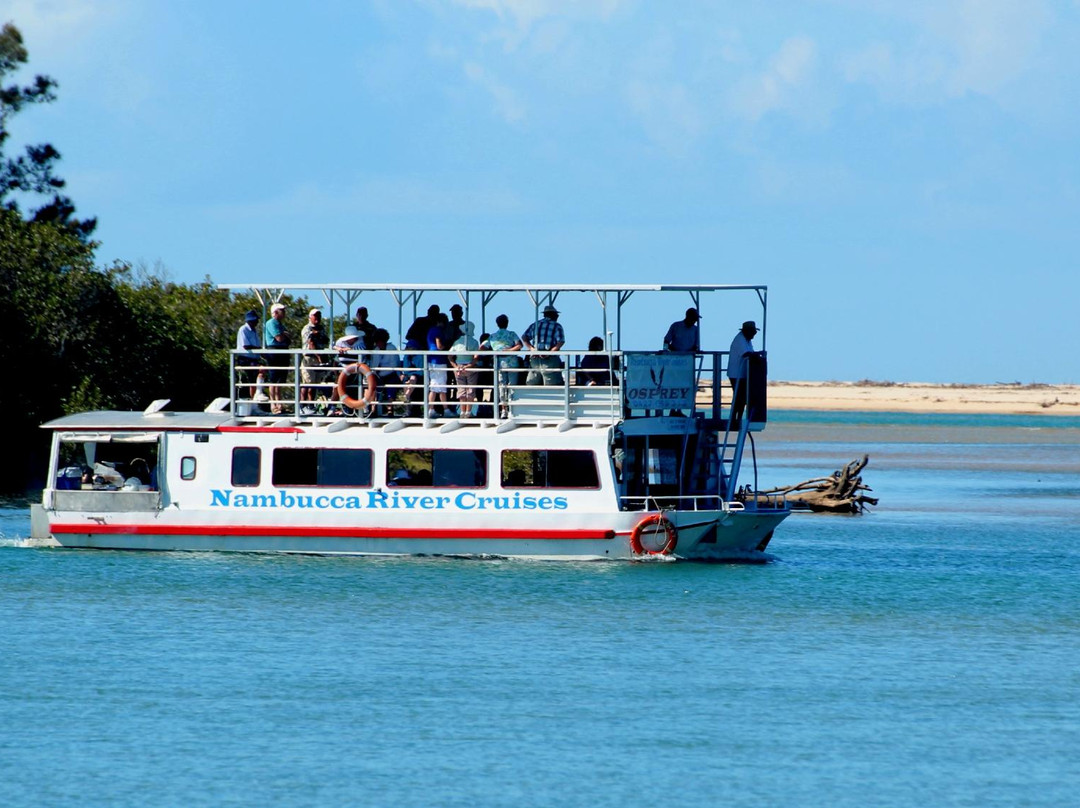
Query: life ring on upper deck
629 512 678 556
336 362 377 411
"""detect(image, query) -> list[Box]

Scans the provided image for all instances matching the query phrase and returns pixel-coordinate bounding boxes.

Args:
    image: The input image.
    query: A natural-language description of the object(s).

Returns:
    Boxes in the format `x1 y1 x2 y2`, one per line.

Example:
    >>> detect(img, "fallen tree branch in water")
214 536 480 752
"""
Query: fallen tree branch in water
743 455 879 513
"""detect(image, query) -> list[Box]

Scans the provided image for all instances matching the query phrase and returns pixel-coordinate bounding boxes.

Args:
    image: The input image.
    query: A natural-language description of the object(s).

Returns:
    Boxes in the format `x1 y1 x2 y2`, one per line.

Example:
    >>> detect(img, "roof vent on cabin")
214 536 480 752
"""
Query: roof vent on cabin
144 399 171 416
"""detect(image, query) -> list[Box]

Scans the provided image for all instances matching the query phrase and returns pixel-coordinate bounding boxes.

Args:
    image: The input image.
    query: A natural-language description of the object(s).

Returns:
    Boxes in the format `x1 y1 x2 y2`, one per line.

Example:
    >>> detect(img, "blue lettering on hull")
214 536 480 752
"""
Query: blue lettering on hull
209 489 569 512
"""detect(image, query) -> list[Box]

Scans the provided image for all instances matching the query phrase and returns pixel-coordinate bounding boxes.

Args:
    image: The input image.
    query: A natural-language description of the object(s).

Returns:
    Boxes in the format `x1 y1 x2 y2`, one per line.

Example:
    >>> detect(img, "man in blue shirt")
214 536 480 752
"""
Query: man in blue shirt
263 303 291 413
663 308 701 352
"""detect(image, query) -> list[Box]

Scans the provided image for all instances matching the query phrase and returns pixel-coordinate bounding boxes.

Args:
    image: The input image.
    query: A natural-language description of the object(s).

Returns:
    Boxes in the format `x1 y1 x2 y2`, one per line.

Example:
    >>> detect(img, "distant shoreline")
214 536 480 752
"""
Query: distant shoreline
765 381 1080 416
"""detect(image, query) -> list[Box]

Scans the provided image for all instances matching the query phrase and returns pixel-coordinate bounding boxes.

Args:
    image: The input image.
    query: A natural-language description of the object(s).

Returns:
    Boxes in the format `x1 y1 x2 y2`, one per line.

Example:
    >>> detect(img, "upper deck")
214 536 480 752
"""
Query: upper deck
221 282 771 431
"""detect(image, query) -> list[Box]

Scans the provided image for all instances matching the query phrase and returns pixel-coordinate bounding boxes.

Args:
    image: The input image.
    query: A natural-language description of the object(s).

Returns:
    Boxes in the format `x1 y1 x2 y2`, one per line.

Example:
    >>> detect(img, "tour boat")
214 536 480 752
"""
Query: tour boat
30 283 789 560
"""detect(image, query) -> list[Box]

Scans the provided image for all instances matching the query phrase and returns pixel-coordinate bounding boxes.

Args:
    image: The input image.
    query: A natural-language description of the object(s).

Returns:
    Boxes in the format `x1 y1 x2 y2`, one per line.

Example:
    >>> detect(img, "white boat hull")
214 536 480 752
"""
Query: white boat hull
39 507 788 560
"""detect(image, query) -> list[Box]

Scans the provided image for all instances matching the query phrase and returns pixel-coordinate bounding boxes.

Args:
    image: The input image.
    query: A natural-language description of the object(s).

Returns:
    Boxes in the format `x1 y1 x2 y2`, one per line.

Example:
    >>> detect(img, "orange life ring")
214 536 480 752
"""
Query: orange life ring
336 363 377 411
629 512 678 556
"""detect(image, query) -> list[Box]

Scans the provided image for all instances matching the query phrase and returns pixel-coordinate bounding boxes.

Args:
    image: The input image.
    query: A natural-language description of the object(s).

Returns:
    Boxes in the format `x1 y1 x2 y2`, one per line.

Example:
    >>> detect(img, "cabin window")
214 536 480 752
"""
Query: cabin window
272 448 373 487
501 450 599 489
55 439 160 490
180 457 197 480
387 449 486 488
231 447 261 487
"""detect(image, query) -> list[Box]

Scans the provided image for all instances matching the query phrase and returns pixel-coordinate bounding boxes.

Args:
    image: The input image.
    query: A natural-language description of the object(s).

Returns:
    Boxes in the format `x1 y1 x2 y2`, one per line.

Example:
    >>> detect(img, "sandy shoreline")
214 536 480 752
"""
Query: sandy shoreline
762 381 1080 416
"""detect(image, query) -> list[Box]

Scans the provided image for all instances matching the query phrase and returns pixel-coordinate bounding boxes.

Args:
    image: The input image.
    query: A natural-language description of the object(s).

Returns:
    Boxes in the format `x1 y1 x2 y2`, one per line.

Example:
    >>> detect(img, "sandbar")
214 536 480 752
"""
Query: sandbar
763 381 1080 417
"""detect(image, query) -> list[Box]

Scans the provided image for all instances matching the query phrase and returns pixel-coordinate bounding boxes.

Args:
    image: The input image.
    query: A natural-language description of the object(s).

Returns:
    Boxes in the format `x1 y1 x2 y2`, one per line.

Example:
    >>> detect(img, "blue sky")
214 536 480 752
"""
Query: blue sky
5 0 1079 383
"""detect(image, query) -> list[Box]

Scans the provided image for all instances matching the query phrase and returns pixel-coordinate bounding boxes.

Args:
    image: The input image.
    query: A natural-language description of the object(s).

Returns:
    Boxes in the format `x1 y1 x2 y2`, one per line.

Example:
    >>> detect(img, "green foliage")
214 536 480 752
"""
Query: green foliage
1 22 95 238
1 207 102 488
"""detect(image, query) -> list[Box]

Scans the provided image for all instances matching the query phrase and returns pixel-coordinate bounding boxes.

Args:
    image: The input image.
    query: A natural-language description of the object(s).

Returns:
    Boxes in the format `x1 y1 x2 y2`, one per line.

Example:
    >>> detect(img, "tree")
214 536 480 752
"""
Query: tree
0 21 95 238
0 207 102 490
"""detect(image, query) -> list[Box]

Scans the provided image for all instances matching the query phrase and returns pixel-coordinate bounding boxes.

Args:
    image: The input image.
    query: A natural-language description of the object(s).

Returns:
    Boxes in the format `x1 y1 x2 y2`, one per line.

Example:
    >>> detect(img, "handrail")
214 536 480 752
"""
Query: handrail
618 495 729 513
229 347 744 425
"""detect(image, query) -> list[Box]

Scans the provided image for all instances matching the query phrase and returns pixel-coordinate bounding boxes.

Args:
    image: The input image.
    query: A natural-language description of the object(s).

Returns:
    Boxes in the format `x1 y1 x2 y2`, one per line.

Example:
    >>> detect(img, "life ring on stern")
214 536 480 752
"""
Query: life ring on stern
336 362 376 411
629 512 678 556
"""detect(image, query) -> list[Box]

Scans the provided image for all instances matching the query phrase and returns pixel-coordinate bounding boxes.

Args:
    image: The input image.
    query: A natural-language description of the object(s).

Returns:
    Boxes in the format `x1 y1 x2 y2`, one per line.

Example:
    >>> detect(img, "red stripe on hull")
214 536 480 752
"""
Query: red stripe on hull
49 523 618 540
217 426 304 433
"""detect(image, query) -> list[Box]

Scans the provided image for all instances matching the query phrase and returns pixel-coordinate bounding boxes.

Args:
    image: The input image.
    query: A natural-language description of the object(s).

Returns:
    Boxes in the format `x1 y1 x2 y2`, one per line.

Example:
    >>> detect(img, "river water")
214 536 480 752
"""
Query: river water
2 411 1078 807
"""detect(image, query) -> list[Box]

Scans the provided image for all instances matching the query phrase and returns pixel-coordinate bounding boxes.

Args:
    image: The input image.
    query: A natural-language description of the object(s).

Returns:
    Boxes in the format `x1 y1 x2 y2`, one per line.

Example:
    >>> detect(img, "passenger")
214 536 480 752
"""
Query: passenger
368 328 403 415
353 306 378 347
334 325 364 363
521 304 565 386
263 303 291 414
406 304 439 347
727 320 759 423
426 313 451 418
300 308 330 408
329 326 363 413
122 458 151 491
577 336 612 386
445 304 466 411
404 305 439 417
450 322 480 418
488 314 523 415
446 304 466 344
664 307 701 352
388 468 412 486
128 457 151 486
235 309 265 400
474 333 495 418
504 468 527 487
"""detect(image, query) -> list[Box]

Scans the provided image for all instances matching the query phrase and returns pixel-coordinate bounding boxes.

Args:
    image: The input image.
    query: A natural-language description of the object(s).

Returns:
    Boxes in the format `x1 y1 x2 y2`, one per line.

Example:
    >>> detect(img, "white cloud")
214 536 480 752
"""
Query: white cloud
839 0 1052 102
449 0 624 33
623 80 701 155
728 36 824 124
934 0 1050 97
462 60 526 122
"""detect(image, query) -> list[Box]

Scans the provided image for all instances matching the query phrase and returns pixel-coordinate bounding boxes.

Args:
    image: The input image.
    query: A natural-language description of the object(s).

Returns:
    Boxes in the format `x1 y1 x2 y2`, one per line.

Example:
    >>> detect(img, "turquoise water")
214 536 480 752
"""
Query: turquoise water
2 414 1079 806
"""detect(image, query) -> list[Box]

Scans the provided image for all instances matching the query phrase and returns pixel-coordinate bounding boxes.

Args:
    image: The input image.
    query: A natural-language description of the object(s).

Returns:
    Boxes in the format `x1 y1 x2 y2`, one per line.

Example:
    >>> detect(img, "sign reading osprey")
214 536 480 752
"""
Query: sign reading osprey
624 353 696 409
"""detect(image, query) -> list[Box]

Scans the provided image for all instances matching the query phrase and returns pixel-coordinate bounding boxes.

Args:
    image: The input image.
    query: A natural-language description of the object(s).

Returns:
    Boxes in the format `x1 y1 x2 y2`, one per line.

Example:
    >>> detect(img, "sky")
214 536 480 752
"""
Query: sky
4 0 1080 384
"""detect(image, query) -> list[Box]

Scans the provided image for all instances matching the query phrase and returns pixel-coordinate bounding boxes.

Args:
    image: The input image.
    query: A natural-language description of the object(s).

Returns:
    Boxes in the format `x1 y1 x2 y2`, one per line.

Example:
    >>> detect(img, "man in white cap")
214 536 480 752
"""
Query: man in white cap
299 309 329 410
522 304 566 385
263 303 291 413
727 320 759 423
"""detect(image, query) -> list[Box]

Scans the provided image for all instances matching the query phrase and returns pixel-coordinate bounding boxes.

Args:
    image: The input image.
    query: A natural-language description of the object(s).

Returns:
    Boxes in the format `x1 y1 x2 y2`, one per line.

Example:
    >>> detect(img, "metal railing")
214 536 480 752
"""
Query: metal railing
618 495 726 512
229 348 753 425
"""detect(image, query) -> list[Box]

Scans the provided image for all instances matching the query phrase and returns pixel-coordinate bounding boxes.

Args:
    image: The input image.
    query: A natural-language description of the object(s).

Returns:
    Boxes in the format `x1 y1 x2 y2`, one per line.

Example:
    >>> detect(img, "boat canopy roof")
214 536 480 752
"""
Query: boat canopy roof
217 281 769 351
42 411 233 432
217 283 765 293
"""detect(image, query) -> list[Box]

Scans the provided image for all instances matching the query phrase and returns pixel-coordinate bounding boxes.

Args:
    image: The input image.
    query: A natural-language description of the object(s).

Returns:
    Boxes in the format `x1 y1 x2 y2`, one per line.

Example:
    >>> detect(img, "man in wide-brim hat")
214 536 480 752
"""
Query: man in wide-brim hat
727 320 759 423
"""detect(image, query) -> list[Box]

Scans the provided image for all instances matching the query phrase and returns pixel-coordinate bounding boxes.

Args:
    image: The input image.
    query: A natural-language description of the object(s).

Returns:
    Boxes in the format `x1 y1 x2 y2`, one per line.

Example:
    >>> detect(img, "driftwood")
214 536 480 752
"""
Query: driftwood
744 455 879 513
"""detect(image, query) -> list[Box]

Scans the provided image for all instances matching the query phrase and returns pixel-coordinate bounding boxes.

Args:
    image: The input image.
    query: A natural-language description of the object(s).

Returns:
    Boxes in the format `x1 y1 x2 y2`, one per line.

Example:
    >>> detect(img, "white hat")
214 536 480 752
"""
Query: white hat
343 326 361 339
271 303 285 314
308 308 321 317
